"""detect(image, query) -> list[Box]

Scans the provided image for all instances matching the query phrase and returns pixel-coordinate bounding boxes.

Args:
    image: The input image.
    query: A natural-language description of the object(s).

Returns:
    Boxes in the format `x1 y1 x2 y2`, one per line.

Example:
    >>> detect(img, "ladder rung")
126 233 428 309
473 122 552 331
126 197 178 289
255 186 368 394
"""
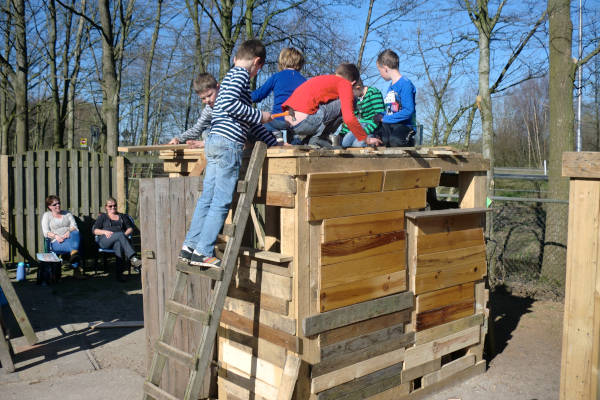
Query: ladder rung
165 300 210 325
155 341 196 370
143 381 180 400
237 180 248 193
176 260 224 281
222 223 235 237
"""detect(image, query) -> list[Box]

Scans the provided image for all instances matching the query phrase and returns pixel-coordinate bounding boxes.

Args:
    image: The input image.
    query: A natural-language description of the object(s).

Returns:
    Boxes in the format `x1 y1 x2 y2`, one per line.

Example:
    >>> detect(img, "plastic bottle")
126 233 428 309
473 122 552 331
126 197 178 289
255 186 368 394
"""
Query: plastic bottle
16 261 26 281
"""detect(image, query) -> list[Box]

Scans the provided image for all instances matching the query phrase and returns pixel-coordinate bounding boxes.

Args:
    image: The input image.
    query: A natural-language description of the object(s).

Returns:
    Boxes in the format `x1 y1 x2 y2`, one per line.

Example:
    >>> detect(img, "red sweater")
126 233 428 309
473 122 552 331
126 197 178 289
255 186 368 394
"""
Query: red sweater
282 75 367 141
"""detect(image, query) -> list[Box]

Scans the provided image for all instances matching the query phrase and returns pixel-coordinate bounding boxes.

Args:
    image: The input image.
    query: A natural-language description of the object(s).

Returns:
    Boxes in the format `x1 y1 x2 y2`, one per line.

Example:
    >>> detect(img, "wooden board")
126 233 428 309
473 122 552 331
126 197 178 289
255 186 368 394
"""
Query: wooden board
303 291 414 337
319 270 407 312
277 352 302 400
220 339 284 387
227 286 289 316
308 188 426 221
224 296 296 335
562 151 600 178
416 282 475 313
321 231 405 266
321 251 404 290
382 168 441 191
235 265 292 301
401 358 441 383
322 211 404 242
218 367 279 400
415 313 484 346
306 171 384 196
415 245 486 274
218 376 269 400
416 299 474 331
119 144 189 152
417 228 485 255
415 213 484 236
219 325 287 368
422 354 475 387
238 255 291 277
415 263 486 295
403 325 480 369
318 310 411 348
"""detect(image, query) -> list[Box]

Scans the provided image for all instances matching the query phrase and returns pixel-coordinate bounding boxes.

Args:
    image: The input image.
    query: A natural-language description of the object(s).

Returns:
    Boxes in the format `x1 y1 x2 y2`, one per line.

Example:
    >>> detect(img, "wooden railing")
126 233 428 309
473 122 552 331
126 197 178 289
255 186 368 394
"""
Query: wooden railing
0 150 126 262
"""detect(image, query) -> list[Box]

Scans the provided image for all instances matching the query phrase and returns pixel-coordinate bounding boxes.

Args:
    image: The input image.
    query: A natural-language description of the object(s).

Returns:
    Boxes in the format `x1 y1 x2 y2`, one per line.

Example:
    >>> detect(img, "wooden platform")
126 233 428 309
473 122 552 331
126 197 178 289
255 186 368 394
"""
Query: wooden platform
141 148 490 399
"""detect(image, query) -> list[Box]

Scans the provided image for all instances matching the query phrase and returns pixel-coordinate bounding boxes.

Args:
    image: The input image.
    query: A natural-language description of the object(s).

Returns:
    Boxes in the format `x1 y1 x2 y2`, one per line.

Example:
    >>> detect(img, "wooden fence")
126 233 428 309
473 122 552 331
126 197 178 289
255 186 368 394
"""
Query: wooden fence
0 150 126 262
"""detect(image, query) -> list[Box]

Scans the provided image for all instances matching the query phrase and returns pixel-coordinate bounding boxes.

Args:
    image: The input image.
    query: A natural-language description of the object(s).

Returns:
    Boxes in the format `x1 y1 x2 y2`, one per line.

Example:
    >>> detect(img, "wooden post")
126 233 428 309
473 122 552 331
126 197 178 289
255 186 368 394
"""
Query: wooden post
458 171 487 209
0 155 8 261
560 152 600 400
116 156 126 214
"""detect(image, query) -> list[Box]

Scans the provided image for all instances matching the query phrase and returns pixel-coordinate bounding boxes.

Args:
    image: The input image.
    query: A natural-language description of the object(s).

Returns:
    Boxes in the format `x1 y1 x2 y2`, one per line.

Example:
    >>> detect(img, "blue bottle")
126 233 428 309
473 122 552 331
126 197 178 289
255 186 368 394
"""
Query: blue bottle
16 261 26 281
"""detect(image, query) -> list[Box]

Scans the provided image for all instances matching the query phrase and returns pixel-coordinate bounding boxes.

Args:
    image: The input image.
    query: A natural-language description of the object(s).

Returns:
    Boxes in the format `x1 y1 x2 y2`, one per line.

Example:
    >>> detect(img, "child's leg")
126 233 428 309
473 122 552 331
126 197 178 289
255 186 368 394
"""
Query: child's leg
195 136 243 257
183 137 218 250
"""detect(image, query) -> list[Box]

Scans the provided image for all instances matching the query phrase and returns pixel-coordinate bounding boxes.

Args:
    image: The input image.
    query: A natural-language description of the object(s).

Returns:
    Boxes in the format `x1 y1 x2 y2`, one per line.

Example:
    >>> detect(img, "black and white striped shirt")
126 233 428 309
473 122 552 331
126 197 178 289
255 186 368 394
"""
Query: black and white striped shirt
211 66 278 146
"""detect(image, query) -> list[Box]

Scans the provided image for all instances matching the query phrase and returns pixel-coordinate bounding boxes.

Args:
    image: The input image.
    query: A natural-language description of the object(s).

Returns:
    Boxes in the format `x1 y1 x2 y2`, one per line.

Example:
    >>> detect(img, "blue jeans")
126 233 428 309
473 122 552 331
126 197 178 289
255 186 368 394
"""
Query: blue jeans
289 100 343 144
50 230 80 268
341 122 371 148
183 134 243 257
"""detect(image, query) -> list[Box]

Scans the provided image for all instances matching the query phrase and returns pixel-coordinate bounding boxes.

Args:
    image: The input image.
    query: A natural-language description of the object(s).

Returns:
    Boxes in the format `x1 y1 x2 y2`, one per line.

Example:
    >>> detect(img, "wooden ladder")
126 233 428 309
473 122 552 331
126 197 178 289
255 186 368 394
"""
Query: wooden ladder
0 261 39 372
143 142 267 400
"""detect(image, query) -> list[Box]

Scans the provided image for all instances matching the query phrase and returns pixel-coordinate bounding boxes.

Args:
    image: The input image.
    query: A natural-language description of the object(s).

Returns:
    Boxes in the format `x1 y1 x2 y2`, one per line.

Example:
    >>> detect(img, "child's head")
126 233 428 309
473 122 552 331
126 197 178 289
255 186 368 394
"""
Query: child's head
278 48 304 71
193 73 219 107
334 63 360 85
352 79 364 99
376 49 399 81
234 39 266 78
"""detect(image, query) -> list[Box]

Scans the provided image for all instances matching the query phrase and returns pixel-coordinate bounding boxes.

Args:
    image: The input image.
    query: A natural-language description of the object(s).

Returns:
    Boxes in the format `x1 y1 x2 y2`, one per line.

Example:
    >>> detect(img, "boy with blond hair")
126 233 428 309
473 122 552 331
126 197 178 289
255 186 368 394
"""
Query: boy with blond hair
179 39 278 267
169 73 219 148
376 49 417 147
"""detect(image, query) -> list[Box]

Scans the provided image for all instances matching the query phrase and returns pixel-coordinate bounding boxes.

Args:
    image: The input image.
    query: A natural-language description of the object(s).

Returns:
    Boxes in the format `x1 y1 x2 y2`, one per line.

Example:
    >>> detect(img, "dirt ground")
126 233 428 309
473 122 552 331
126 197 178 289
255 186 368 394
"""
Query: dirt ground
0 266 563 400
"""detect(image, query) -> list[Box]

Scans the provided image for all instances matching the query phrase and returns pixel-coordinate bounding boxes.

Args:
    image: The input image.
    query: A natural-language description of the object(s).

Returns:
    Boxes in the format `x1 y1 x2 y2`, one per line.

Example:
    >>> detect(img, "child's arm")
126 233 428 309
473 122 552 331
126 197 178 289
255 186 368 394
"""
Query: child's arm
249 124 279 147
219 69 263 124
179 105 212 142
337 81 367 141
251 74 276 103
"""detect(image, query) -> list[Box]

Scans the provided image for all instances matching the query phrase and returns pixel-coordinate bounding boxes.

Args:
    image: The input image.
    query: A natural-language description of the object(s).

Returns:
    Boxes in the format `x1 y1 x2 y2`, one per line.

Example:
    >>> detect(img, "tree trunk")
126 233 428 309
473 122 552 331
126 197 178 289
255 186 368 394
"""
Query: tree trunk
13 0 28 153
478 31 494 205
356 0 374 71
540 0 574 285
99 0 119 156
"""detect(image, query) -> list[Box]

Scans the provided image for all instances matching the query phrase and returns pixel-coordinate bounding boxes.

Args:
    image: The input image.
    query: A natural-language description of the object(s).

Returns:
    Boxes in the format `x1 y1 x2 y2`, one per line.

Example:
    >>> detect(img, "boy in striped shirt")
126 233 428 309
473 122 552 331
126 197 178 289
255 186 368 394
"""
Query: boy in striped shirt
339 79 385 148
180 39 278 267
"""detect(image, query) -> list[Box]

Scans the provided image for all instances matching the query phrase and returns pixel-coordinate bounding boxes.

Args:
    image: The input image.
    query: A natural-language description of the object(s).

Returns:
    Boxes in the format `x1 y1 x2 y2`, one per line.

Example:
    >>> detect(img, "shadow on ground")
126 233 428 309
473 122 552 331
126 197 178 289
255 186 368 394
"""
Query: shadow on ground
1 261 143 371
485 286 535 363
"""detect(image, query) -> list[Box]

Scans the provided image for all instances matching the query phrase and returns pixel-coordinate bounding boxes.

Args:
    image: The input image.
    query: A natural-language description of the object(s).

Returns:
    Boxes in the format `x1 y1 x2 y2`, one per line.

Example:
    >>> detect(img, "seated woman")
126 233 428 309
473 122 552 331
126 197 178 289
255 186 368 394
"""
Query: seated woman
92 197 142 281
41 195 85 278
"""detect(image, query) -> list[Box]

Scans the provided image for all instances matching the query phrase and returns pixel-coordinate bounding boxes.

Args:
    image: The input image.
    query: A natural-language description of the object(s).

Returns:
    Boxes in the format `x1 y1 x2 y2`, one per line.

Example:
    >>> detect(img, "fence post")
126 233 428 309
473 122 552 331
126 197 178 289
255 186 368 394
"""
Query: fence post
0 155 8 261
116 156 126 214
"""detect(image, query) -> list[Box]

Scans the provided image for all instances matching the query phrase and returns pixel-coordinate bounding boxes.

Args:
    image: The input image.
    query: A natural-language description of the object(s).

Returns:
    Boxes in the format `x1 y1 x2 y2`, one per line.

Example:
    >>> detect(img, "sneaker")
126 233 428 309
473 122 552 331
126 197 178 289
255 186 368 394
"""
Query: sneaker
178 246 194 262
189 252 205 266
200 256 221 268
130 256 142 268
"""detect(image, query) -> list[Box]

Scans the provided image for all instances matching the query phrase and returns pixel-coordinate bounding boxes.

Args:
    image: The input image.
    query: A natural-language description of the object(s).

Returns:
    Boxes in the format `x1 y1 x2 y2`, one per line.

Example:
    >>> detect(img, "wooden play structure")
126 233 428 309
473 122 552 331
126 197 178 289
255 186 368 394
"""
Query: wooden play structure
136 145 490 399
560 152 600 400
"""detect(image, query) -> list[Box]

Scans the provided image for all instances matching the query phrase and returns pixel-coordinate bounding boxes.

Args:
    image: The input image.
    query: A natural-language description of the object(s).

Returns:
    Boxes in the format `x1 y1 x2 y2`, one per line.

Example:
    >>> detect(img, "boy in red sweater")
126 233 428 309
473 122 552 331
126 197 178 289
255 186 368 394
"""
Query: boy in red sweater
282 63 382 148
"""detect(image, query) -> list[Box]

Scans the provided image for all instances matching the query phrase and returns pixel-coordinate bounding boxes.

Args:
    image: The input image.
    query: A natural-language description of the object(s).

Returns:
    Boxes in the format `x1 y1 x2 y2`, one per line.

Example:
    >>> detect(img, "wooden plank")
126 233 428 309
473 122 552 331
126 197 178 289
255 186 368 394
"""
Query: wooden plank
415 313 484 345
90 320 144 329
116 156 126 214
227 286 289 316
416 299 474 331
400 358 441 383
238 247 293 263
415 264 486 295
311 347 405 394
416 213 485 236
219 367 279 400
236 265 292 301
0 264 38 344
321 250 405 290
562 151 600 178
47 150 57 197
316 362 404 400
25 152 36 257
221 310 301 353
308 188 426 221
560 178 600 400
0 321 14 372
58 150 68 206
217 376 270 400
421 354 475 387
382 168 441 191
277 351 302 400
321 231 405 266
405 207 489 220
416 282 475 313
119 144 189 152
319 310 411 347
364 383 410 400
221 339 284 387
458 171 486 209
219 325 288 368
416 245 487 275
36 152 46 253
319 269 407 312
90 152 100 215
0 155 9 261
322 211 404 242
306 171 384 197
303 291 414 337
319 325 410 365
417 227 484 255
14 154 24 261
224 296 296 335
70 150 80 217
308 221 322 360
404 360 485 400
101 153 110 204
188 157 206 177
403 325 480 369
80 152 90 215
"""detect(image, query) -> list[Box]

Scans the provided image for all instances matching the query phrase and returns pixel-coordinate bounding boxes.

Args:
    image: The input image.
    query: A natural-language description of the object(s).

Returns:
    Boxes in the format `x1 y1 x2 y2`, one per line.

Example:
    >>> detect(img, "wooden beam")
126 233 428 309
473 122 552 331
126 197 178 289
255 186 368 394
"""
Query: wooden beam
306 171 384 197
382 168 441 191
562 151 600 178
277 352 302 400
405 207 490 220
322 211 404 242
0 155 8 261
118 144 189 152
0 263 38 345
302 291 414 337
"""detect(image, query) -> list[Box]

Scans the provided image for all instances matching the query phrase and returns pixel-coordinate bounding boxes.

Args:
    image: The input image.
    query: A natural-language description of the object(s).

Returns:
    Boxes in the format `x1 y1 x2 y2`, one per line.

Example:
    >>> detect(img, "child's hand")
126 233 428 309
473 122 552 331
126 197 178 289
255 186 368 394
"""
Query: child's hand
186 140 205 149
261 111 272 123
168 138 180 144
365 137 382 147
